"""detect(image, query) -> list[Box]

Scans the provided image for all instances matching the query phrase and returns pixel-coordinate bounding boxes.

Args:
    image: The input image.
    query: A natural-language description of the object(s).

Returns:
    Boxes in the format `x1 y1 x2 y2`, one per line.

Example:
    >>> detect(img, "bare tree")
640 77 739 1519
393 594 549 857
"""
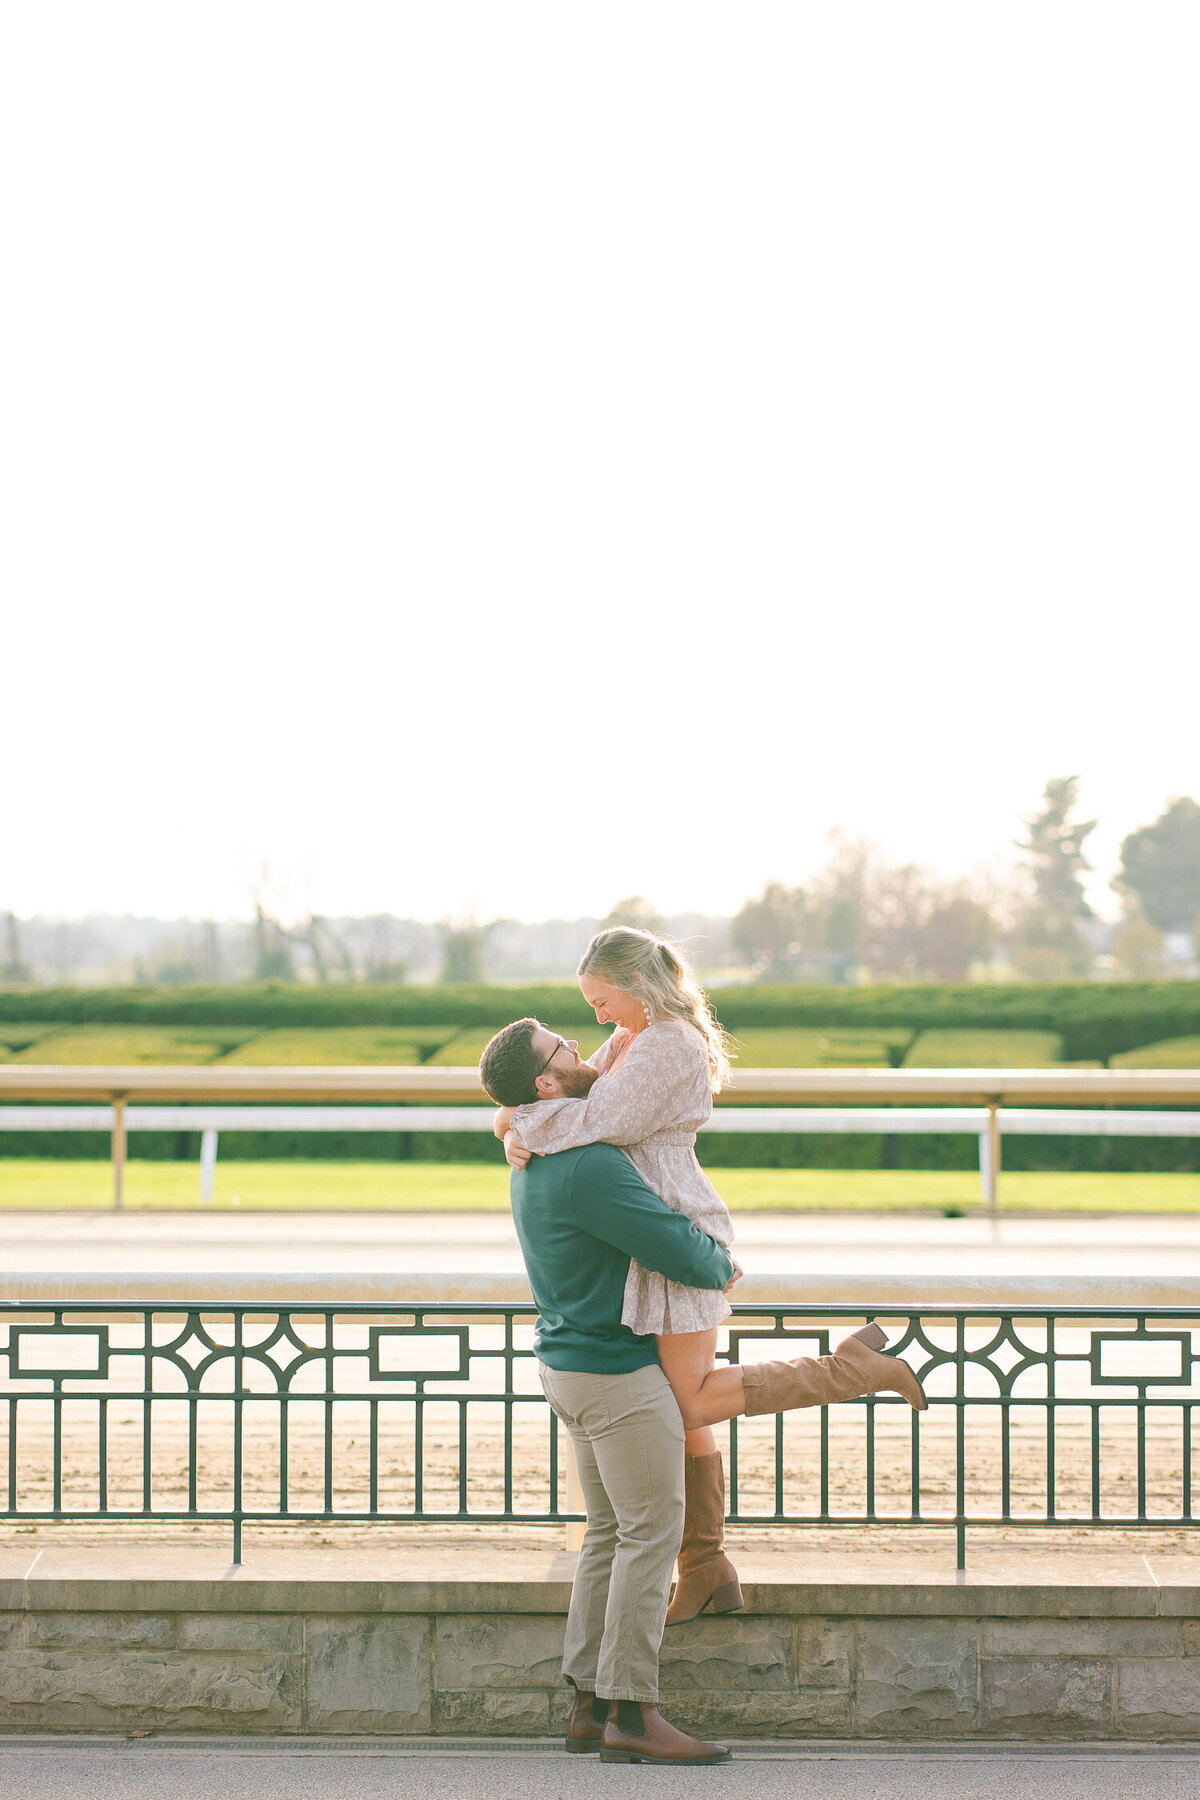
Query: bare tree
1 912 30 983
731 882 810 978
251 898 295 981
602 897 666 934
439 919 492 983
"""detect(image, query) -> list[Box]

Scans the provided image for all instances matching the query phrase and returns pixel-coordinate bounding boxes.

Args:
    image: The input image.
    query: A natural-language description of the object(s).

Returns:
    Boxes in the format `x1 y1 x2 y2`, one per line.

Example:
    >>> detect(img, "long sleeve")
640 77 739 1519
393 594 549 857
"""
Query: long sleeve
511 1024 708 1153
569 1148 733 1291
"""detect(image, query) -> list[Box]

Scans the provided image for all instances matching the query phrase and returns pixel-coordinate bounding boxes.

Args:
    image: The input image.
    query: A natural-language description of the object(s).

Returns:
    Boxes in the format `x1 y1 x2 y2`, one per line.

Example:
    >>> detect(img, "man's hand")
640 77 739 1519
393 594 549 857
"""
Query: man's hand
504 1129 533 1171
723 1257 744 1298
492 1104 518 1141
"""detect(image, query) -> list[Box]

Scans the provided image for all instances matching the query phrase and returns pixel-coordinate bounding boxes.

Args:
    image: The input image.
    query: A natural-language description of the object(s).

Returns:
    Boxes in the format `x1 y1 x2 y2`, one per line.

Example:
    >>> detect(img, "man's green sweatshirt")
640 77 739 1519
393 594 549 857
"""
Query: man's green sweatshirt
509 1141 735 1373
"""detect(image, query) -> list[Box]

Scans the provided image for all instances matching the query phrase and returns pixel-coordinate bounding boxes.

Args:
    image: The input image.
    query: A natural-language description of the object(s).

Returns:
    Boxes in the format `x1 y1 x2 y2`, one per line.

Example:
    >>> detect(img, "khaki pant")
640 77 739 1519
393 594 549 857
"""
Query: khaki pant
539 1361 685 1703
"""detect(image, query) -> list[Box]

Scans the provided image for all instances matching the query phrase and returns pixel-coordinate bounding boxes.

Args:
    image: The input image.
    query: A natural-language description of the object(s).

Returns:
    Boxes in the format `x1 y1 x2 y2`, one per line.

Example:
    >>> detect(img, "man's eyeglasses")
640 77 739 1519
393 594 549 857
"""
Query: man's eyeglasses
534 1034 574 1080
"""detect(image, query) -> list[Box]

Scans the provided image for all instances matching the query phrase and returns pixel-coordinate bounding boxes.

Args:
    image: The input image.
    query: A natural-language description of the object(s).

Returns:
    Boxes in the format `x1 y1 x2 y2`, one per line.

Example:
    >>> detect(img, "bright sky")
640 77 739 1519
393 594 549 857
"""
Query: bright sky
4 3 1197 925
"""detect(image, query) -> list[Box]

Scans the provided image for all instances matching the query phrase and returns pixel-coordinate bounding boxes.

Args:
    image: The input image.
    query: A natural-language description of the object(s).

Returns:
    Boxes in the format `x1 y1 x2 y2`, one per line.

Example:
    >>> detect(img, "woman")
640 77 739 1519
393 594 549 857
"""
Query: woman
494 927 925 1625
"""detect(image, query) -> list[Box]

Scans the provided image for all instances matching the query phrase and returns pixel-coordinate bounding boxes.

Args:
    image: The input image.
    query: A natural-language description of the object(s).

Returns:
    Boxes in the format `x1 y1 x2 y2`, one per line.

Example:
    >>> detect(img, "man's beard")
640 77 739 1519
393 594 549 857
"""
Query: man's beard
554 1063 600 1098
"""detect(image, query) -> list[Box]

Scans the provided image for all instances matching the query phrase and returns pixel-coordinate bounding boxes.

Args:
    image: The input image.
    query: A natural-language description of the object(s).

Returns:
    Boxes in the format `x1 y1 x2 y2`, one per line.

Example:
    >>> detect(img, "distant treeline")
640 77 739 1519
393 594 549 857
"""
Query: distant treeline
3 980 1200 1066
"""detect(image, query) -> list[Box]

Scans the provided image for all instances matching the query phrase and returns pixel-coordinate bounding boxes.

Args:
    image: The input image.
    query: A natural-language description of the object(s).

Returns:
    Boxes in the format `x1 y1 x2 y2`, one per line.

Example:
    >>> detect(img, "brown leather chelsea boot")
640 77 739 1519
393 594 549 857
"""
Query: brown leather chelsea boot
564 1681 606 1752
600 1700 731 1765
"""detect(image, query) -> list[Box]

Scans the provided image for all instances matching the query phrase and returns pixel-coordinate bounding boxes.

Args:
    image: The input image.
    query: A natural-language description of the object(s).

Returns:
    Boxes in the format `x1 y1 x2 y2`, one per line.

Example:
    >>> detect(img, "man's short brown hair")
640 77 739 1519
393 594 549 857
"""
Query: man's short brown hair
478 1017 543 1105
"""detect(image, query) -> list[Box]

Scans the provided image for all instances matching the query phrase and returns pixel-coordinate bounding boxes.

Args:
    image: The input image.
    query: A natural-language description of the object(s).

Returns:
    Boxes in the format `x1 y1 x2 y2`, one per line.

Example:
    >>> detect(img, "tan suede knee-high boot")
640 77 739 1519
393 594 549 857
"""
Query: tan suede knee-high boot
663 1452 744 1627
741 1323 927 1416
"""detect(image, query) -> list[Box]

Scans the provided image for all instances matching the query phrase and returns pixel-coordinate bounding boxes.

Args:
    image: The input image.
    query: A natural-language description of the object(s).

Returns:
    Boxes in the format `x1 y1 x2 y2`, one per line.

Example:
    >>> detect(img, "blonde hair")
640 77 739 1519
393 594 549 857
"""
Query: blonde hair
577 927 734 1093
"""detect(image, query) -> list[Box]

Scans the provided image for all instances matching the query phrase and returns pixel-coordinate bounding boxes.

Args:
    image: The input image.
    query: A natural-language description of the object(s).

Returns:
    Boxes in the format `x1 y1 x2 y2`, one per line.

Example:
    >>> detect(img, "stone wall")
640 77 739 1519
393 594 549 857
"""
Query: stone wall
3 1574 1200 1738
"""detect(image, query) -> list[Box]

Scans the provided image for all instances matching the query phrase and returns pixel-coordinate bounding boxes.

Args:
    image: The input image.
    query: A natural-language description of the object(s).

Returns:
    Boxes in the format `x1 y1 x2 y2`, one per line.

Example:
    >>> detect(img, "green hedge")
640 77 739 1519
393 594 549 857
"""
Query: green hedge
2 1128 1196 1173
3 980 1199 1064
0 983 593 1031
711 982 1200 1063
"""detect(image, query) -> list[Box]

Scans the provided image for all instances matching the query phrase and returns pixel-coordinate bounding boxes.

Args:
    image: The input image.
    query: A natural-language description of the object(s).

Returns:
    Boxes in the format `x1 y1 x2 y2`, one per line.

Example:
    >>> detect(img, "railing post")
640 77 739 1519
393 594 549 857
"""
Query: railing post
982 1102 1001 1214
565 1436 586 1552
199 1128 219 1203
956 1312 967 1570
111 1095 127 1211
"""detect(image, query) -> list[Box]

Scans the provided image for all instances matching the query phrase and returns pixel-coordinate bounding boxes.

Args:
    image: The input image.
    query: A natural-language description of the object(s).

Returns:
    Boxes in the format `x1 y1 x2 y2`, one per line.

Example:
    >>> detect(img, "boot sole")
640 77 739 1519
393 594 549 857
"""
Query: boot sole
851 1321 888 1351
665 1577 745 1627
600 1751 732 1764
564 1740 603 1753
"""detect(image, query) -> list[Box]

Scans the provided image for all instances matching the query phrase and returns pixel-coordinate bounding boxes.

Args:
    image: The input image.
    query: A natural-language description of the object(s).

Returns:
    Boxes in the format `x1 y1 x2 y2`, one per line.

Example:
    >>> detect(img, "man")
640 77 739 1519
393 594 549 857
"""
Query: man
479 1017 735 1766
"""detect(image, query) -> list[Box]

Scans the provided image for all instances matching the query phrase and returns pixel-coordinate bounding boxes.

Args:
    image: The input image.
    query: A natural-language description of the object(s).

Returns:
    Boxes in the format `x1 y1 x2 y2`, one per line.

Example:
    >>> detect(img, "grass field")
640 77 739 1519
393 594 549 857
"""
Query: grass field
2 1159 1200 1213
0 1022 77 1052
2 1020 1196 1069
904 1029 1068 1067
726 1028 913 1068
425 1026 610 1064
220 1026 458 1065
1111 1036 1200 1069
0 1026 255 1064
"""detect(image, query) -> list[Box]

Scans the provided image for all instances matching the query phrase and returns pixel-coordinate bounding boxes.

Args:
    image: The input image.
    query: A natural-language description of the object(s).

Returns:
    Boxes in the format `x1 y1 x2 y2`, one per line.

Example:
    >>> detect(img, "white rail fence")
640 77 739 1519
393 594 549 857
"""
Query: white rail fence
3 1102 1199 1210
6 1270 1200 1307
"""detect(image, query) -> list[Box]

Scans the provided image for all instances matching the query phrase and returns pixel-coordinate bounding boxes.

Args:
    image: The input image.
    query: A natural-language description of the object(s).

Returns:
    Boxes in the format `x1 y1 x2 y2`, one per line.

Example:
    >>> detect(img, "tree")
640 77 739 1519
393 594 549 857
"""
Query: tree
857 865 995 981
808 834 872 958
1 912 29 983
731 882 809 977
602 897 666 934
860 863 929 976
919 891 996 981
252 900 295 980
298 914 354 983
1116 797 1200 935
1017 776 1096 917
735 844 997 982
1110 909 1166 980
1009 777 1097 979
439 920 489 983
362 915 410 983
1008 909 1095 980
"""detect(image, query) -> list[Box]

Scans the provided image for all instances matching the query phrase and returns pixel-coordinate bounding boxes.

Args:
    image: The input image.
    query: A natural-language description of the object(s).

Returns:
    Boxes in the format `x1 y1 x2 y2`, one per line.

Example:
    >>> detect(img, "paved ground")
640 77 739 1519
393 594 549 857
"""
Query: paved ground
9 1209 1200 1277
2 1738 1200 1800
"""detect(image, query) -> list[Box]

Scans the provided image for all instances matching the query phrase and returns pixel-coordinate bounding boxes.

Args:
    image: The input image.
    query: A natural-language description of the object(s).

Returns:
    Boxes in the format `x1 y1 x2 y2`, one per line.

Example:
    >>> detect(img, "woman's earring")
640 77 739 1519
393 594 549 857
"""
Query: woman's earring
642 1002 652 1024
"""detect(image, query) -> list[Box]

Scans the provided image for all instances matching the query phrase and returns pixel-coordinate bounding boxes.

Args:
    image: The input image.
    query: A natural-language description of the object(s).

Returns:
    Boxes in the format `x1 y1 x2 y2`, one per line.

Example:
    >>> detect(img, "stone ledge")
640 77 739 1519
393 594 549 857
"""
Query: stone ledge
5 1544 1200 1737
0 1577 1180 1618
2 1541 1196 1619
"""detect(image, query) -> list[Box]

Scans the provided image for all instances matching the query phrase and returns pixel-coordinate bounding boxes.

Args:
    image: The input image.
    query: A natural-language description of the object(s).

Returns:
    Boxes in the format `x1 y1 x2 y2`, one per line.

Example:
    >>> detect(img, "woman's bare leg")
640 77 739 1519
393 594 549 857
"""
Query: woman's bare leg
659 1325 926 1426
656 1329 747 1432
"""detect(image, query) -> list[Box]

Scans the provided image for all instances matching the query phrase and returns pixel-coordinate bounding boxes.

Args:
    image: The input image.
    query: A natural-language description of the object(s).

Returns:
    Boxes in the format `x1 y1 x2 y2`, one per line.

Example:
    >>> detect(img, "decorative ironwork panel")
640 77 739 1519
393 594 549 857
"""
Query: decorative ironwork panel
2 1301 1199 1567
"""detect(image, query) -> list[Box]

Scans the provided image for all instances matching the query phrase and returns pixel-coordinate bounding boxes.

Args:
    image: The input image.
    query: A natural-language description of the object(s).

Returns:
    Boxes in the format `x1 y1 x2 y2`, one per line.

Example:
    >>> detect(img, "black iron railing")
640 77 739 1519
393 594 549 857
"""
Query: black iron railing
3 1301 1199 1567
